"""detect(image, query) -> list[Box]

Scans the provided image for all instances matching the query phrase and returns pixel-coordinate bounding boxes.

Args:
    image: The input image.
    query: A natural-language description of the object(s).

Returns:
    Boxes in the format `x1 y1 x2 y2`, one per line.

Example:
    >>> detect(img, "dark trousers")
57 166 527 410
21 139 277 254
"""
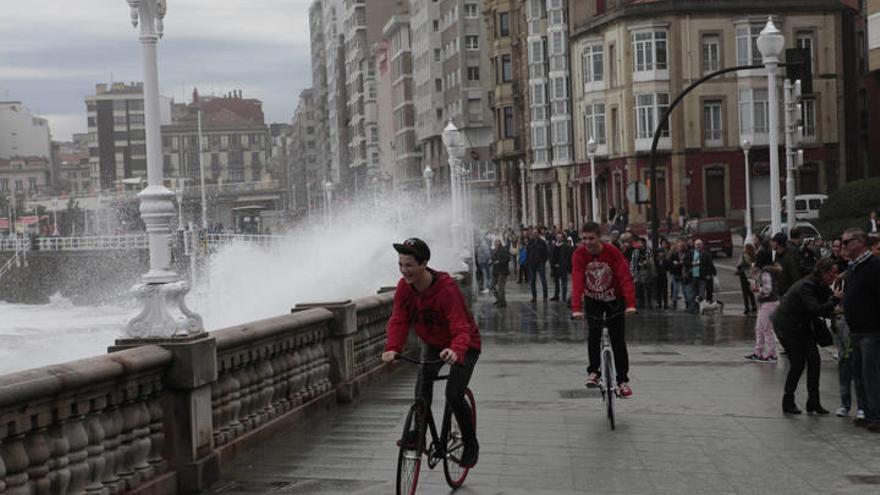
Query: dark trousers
739 275 757 312
552 268 568 300
415 345 480 444
655 275 668 308
517 263 528 283
779 329 821 401
529 263 547 300
852 335 880 421
494 273 508 304
704 277 715 302
584 298 629 383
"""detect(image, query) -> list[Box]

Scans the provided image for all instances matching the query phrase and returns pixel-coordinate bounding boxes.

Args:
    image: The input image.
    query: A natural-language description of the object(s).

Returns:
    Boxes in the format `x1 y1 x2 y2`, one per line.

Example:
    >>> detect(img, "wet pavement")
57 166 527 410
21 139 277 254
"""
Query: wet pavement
205 279 880 495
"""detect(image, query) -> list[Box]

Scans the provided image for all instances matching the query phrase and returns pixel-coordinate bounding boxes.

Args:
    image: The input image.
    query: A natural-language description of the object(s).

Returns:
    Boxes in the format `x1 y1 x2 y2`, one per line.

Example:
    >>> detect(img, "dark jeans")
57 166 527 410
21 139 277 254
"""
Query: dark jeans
552 268 568 300
838 355 866 412
739 275 757 312
494 273 508 304
529 263 547 300
584 298 629 383
778 328 821 401
518 263 527 283
656 275 668 308
415 345 480 444
852 334 880 421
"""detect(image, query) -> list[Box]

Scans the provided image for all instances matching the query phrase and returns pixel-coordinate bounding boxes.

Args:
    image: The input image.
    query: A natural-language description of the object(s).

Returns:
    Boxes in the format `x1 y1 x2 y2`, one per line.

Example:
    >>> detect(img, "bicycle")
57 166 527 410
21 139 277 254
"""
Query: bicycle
394 354 477 495
585 310 626 431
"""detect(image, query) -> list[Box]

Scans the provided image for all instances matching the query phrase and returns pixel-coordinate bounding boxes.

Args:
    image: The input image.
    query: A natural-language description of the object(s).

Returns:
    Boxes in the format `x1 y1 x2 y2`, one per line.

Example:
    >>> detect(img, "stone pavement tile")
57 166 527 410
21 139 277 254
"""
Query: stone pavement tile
645 470 735 493
572 469 657 494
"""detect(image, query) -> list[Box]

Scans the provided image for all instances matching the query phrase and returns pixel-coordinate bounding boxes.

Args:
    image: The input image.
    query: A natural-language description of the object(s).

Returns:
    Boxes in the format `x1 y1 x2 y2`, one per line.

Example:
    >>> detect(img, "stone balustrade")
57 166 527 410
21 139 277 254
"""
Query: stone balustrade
0 272 471 494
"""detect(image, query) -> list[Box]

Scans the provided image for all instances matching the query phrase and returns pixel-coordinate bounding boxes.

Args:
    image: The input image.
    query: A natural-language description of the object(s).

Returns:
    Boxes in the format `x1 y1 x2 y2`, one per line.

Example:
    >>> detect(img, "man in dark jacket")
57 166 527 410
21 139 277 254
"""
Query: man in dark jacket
490 238 511 307
841 228 880 430
771 258 841 415
772 233 802 297
526 229 549 302
692 240 717 302
549 232 573 302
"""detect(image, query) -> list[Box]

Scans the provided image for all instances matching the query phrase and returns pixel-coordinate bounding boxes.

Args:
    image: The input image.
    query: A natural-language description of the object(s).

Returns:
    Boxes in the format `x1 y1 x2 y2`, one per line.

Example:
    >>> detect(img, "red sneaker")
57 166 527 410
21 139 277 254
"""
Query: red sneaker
585 372 600 388
618 382 633 399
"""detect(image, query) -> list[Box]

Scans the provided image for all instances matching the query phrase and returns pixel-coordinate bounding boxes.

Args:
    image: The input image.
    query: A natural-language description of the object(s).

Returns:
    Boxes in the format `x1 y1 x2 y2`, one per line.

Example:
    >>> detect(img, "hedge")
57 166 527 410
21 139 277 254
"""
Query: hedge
815 177 880 238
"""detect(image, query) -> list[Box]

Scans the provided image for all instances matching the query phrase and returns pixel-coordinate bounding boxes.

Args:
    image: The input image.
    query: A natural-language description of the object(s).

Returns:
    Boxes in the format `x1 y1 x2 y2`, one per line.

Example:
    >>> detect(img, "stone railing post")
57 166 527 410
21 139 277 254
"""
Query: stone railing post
293 300 358 404
110 335 218 493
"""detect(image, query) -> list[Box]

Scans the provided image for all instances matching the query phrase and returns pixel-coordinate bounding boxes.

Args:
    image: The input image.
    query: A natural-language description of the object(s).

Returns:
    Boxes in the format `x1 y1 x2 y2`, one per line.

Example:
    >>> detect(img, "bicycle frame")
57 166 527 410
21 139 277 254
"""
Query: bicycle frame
599 326 618 399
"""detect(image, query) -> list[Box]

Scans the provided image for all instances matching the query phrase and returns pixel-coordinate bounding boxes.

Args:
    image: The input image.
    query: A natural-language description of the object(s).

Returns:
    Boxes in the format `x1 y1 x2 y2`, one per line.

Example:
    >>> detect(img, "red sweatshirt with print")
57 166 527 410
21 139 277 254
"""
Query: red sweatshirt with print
570 243 636 313
384 270 481 363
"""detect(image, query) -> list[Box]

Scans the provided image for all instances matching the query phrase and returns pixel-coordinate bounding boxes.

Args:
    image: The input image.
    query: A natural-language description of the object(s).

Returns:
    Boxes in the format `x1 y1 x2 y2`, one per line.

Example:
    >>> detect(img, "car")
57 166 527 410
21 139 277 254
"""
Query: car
781 194 828 221
758 221 822 242
684 217 733 257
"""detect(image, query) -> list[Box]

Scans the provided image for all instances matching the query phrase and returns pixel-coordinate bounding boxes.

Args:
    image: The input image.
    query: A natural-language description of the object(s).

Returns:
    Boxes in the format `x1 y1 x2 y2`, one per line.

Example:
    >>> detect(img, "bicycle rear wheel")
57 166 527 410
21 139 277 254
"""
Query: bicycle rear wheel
603 356 615 430
396 404 424 495
442 388 476 489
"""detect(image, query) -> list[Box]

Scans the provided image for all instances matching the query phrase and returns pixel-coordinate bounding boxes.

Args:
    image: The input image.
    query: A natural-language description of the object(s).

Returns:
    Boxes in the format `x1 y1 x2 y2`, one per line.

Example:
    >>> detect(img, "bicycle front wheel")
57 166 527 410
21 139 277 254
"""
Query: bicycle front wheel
396 404 424 495
603 356 615 430
442 388 476 489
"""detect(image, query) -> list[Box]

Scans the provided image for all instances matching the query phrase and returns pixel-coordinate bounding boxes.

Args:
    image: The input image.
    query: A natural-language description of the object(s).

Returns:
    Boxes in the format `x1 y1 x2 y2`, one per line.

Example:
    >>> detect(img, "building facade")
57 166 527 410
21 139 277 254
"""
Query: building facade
289 89 322 214
84 82 172 191
569 0 860 230
0 102 52 161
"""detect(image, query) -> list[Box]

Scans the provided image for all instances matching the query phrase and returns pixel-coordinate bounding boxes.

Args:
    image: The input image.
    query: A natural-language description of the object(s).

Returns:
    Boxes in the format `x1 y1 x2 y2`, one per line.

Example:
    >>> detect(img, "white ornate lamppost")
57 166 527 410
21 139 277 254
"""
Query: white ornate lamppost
442 120 466 257
324 180 334 230
51 197 59 236
123 0 202 339
756 18 785 236
741 139 753 242
423 165 434 206
519 160 527 227
587 138 599 223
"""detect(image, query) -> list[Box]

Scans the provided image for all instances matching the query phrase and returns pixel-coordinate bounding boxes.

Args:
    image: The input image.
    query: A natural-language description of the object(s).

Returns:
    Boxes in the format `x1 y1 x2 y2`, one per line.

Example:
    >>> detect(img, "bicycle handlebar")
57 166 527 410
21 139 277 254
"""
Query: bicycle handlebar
394 354 446 366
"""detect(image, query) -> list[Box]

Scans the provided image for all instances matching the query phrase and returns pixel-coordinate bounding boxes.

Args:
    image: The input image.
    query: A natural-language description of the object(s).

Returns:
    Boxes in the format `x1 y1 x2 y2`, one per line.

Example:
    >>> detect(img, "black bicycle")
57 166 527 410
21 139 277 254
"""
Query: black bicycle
395 354 477 495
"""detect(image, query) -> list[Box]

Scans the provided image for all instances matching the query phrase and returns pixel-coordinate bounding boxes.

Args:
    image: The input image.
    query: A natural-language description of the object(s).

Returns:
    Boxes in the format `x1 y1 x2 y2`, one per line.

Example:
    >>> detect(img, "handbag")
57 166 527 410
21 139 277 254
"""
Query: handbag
810 318 834 347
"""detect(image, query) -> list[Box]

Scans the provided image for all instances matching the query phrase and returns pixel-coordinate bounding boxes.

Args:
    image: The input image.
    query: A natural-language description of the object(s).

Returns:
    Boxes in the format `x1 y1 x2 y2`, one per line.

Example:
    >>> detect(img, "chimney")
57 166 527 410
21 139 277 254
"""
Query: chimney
193 87 199 104
96 83 107 94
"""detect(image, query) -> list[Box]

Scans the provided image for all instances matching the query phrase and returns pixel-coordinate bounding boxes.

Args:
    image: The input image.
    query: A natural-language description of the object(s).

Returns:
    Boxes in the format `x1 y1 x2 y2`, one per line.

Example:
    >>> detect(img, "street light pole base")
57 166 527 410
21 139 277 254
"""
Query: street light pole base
125 280 204 339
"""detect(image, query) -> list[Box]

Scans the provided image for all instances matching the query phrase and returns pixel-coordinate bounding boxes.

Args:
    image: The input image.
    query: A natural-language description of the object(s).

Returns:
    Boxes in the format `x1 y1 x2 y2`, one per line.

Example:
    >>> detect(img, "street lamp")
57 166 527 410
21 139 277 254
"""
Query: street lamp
176 181 184 231
519 160 527 226
423 165 434 206
442 120 465 255
122 0 203 339
757 17 785 236
323 180 334 230
741 139 753 243
51 197 59 236
587 138 599 223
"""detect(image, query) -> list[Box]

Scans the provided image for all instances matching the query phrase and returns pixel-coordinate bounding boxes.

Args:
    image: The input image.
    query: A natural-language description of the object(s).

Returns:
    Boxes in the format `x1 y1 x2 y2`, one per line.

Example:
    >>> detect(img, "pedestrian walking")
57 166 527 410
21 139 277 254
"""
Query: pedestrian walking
549 233 573 302
745 250 779 362
691 240 717 303
737 243 758 314
772 233 802 297
526 229 549 302
490 238 510 308
771 258 841 415
655 238 670 309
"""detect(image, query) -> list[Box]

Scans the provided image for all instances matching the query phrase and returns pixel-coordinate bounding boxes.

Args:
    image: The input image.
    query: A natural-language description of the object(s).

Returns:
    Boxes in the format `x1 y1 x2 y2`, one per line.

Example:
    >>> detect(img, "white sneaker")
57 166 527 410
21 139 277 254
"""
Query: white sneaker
857 409 866 420
836 407 850 417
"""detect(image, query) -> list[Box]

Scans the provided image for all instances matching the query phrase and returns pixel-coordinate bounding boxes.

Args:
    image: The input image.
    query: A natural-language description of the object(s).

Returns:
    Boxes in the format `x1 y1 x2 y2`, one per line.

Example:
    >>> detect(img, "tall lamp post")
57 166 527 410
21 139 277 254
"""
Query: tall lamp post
323 180 334 230
587 138 599 223
756 18 785 236
519 161 527 227
442 120 466 258
123 0 202 339
197 106 208 230
423 165 434 206
741 139 753 242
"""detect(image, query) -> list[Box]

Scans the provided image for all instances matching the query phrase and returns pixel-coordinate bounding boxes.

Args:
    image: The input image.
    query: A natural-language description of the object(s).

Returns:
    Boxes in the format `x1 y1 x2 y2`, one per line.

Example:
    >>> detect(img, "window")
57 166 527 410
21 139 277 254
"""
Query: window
581 43 604 87
702 35 720 74
530 82 545 106
129 100 144 111
467 66 480 82
501 54 513 82
130 114 144 124
0 179 7 192
499 12 510 37
703 100 723 145
114 116 127 125
435 78 442 92
532 125 547 148
634 93 670 139
28 178 37 192
433 20 439 32
503 107 515 138
632 30 667 72
802 97 816 138
434 48 441 62
584 103 606 145
14 180 22 192
552 76 568 99
796 31 814 62
736 25 763 66
464 3 478 18
466 35 479 50
738 88 769 135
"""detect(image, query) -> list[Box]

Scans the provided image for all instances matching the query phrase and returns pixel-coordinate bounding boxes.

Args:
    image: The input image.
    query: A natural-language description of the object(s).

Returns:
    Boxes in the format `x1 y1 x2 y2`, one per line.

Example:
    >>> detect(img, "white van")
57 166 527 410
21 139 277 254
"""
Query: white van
781 194 827 220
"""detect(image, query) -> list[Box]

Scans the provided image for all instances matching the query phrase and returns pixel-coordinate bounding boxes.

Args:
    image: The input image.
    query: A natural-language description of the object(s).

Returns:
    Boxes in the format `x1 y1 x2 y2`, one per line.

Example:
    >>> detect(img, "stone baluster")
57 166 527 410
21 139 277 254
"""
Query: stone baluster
23 426 50 495
132 400 153 483
214 372 235 445
1 432 29 495
291 348 305 406
116 399 139 489
257 359 275 423
282 341 298 410
100 404 124 494
210 377 224 445
146 389 167 475
63 415 90 495
244 364 262 429
235 364 253 432
83 411 105 495
46 422 72 495
227 371 243 439
267 350 285 414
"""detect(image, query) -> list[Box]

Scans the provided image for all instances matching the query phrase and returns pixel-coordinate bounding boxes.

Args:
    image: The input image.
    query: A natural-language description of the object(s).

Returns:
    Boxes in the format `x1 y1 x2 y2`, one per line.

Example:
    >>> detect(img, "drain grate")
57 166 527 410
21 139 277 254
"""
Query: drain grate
846 474 880 485
558 388 602 399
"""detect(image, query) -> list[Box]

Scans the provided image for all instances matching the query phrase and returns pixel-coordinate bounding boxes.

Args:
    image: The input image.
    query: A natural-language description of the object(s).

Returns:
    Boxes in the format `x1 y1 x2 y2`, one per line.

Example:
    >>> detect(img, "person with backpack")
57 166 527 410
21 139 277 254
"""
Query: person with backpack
745 249 780 362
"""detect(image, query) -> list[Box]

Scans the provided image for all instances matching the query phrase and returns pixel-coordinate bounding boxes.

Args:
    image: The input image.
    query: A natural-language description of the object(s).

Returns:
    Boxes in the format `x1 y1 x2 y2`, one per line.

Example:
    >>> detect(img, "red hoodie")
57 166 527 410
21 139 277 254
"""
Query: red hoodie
570 242 636 313
384 270 482 362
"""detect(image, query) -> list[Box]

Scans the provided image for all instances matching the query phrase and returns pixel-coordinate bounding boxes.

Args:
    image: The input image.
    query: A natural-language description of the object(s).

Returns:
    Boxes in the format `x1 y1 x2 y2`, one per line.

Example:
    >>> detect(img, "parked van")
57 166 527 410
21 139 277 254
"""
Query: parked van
781 194 827 220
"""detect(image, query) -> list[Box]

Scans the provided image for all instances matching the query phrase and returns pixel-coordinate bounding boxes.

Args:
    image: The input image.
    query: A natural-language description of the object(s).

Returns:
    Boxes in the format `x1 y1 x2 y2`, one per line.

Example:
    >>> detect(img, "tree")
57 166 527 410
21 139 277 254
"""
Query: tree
815 178 880 238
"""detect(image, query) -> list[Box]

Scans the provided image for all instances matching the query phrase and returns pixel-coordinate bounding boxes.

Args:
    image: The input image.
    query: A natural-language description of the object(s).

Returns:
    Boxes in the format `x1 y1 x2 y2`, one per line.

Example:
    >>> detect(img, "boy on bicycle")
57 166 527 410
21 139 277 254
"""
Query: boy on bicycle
381 238 482 467
571 222 637 398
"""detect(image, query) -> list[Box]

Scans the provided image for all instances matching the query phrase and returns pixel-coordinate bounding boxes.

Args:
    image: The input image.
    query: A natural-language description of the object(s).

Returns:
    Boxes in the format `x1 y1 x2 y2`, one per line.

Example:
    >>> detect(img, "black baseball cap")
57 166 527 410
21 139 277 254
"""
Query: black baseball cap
393 237 431 263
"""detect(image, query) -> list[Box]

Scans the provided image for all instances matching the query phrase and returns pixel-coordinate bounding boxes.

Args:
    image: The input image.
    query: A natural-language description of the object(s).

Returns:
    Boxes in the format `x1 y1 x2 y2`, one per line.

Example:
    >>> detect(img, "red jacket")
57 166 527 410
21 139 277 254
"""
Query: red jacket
384 270 481 362
570 243 636 313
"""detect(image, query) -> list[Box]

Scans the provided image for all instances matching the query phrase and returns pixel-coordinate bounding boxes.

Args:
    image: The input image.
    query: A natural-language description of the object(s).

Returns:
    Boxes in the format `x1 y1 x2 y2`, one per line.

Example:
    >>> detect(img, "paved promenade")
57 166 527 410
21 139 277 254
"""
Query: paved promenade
206 280 880 494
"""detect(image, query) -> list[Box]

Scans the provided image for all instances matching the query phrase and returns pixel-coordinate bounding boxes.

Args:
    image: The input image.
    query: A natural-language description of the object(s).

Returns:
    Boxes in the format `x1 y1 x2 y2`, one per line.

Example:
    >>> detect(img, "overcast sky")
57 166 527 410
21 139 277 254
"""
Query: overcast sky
1 0 312 141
